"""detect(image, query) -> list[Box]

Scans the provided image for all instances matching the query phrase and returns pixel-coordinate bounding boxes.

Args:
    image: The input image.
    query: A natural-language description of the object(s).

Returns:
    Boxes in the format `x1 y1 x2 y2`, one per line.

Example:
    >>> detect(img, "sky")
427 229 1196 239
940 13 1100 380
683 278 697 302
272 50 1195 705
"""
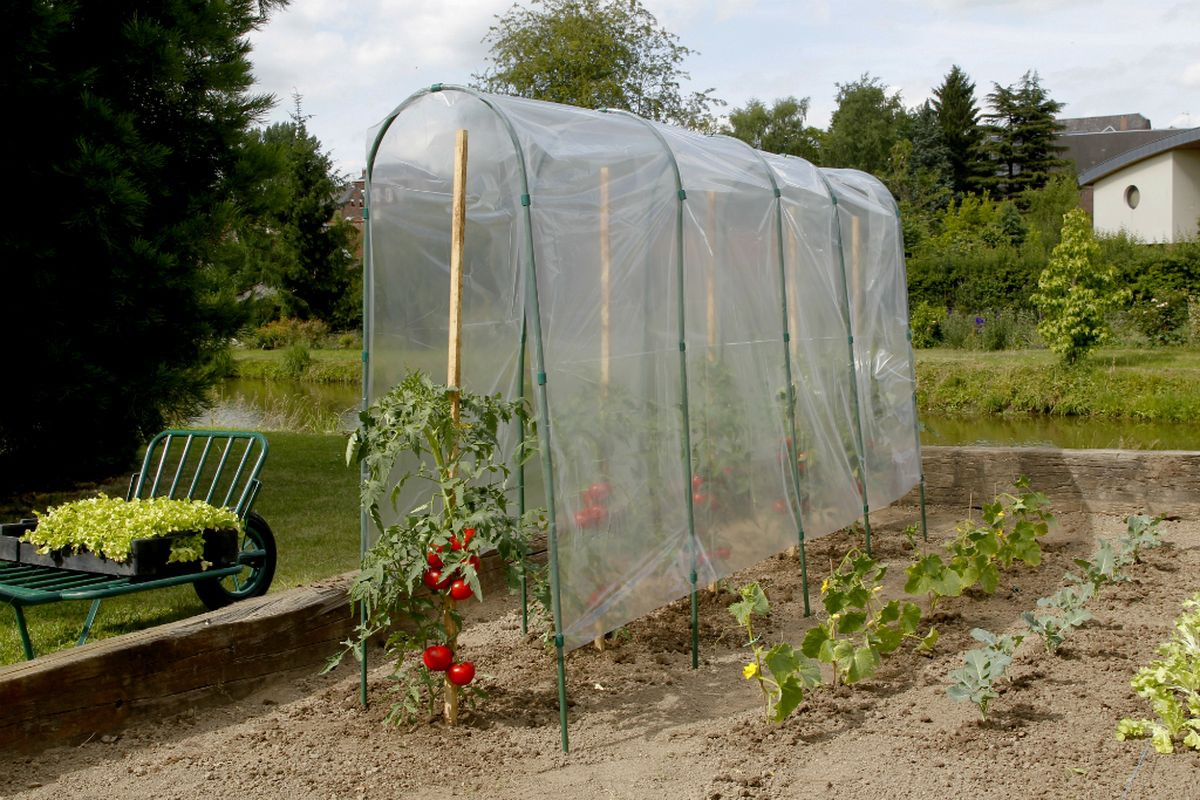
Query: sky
248 0 1200 178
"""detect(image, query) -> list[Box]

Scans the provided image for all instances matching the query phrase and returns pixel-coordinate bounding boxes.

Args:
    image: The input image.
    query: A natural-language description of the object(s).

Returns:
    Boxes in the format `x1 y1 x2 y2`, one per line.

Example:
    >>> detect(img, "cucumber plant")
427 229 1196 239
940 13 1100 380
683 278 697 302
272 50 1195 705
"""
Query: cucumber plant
729 582 822 723
1116 592 1200 754
801 548 929 685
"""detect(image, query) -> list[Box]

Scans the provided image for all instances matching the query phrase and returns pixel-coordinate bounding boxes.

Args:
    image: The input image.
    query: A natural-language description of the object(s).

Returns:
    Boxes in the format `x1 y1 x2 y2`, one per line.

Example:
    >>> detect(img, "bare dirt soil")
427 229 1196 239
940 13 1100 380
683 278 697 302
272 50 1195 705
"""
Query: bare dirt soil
2 504 1197 800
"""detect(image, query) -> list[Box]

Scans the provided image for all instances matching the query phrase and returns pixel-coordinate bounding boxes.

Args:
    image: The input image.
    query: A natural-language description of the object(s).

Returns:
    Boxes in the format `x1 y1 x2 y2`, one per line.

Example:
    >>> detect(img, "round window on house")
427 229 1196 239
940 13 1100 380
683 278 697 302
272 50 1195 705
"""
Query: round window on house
1125 185 1140 209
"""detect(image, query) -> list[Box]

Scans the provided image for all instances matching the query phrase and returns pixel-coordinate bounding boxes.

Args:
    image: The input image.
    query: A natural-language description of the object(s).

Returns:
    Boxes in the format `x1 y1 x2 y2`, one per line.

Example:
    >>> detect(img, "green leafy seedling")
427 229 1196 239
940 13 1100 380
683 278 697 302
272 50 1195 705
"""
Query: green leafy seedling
947 646 1013 721
730 582 822 722
802 549 923 685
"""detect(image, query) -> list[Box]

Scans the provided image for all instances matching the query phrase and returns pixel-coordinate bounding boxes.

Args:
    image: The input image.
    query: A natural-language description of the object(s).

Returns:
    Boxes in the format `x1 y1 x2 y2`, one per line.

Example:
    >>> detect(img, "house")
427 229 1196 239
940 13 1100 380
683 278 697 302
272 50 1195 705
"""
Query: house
1077 127 1200 243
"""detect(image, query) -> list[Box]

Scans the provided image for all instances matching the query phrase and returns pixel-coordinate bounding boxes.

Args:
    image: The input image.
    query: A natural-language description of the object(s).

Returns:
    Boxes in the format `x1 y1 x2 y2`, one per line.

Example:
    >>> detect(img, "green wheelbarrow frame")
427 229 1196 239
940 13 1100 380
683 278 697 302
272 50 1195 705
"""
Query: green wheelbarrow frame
0 430 276 661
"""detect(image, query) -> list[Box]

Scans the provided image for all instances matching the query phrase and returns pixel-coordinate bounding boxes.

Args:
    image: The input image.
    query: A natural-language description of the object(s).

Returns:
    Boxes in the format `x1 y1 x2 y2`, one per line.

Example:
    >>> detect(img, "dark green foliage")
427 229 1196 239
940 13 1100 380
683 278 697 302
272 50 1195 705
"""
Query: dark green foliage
0 0 286 490
977 71 1068 198
824 74 906 175
931 65 986 197
724 96 822 161
475 0 722 130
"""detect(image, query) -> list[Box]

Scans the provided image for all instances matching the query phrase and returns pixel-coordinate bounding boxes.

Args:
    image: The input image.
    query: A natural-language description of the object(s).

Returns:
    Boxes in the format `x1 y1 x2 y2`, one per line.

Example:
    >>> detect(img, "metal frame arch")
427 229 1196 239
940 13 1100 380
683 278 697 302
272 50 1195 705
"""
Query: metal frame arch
599 108 702 670
363 84 571 752
713 134 813 615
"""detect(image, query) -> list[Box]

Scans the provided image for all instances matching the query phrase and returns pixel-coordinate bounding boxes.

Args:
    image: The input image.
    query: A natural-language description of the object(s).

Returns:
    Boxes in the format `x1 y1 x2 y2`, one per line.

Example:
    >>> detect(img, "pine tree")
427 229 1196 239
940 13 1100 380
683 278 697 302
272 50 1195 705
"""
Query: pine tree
931 65 985 197
0 0 287 490
978 71 1068 199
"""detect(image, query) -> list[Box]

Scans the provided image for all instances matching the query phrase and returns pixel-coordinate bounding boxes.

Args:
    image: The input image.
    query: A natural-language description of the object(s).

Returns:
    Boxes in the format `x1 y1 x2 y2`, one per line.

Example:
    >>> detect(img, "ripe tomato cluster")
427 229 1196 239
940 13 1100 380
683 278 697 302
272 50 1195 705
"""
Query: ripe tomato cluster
690 473 720 512
422 528 479 599
574 481 612 529
422 644 475 686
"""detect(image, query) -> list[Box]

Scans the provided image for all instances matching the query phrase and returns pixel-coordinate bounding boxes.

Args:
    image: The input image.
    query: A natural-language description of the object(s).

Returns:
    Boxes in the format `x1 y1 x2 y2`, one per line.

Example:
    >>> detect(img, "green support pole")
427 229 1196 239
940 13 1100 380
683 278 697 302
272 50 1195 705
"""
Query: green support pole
605 110 701 670
359 161 374 710
518 319 529 633
895 210 929 541
722 138 812 616
817 176 873 556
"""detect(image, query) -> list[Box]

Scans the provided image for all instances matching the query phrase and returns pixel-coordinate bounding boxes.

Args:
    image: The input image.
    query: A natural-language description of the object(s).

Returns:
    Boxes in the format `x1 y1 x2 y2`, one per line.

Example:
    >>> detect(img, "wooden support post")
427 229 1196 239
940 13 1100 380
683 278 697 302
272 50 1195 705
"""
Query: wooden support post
444 128 469 725
595 165 612 652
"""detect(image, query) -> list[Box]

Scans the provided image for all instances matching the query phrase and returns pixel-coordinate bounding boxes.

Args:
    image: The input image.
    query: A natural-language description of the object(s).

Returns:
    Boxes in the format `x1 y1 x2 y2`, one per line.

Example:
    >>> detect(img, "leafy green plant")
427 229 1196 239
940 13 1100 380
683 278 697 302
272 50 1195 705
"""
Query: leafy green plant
947 627 1024 720
944 477 1053 595
1022 582 1094 654
1119 514 1166 565
26 494 240 565
278 344 312 379
904 551 964 613
729 583 822 722
334 372 543 725
801 548 927 685
1116 593 1200 754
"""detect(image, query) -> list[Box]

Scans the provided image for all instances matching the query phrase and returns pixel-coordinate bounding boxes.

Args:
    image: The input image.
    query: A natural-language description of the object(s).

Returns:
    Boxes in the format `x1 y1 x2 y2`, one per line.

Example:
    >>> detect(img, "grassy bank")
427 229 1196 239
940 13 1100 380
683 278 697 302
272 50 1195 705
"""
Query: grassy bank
0 432 358 665
232 348 360 383
916 347 1200 421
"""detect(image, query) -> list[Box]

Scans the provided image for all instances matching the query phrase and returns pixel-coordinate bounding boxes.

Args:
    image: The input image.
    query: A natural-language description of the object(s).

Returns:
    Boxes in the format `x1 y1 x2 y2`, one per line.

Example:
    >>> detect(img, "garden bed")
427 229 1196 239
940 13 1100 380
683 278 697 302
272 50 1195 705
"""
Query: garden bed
0 503 1195 799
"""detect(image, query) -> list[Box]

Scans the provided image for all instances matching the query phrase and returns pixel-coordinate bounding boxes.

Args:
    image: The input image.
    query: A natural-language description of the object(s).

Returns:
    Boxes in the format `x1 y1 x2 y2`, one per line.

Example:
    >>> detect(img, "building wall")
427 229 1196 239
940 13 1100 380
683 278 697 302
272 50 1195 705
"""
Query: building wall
1093 152 1176 242
1174 151 1200 241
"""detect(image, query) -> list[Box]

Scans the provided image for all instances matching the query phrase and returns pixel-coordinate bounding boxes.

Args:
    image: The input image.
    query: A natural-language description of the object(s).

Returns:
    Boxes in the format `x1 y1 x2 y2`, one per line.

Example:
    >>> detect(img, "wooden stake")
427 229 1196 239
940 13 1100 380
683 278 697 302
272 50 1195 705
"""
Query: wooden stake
595 166 612 652
444 128 469 725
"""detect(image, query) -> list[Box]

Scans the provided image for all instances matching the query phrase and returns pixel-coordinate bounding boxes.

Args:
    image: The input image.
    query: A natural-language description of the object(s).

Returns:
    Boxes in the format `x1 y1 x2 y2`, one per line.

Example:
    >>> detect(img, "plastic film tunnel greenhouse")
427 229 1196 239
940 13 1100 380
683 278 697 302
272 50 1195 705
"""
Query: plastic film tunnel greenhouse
362 84 925 682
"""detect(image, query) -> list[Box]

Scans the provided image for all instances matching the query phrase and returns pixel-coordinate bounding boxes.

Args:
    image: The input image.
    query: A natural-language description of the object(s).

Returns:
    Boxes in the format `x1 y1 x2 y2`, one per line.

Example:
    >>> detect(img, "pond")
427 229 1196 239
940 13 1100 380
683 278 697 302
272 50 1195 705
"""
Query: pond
193 379 1200 450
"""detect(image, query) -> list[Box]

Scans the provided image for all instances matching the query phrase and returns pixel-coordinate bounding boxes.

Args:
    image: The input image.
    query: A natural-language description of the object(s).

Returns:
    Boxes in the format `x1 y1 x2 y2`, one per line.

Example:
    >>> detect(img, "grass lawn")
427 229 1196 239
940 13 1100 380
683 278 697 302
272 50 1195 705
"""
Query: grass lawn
0 432 359 666
915 346 1200 420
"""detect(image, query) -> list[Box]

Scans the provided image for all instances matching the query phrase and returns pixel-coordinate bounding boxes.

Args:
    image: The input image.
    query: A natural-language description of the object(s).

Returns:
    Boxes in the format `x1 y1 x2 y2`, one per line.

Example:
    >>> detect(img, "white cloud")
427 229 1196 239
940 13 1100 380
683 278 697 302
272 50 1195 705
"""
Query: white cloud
1183 62 1200 88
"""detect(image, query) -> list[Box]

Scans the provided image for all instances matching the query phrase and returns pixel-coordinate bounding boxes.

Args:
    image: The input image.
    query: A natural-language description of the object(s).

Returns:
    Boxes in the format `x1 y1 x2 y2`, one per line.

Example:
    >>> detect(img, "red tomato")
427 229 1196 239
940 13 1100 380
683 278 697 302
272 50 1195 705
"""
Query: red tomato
574 509 593 528
449 579 473 601
423 569 451 591
467 554 481 571
588 482 612 501
773 499 789 514
447 661 476 686
451 527 475 551
422 644 453 672
589 505 608 525
692 492 710 507
426 550 444 569
691 474 705 490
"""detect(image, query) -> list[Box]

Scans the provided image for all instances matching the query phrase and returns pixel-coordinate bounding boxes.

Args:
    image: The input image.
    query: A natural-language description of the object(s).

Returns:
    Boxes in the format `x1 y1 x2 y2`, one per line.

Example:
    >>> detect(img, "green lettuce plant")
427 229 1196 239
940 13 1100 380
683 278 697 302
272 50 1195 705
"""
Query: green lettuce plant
25 494 240 565
1116 593 1200 754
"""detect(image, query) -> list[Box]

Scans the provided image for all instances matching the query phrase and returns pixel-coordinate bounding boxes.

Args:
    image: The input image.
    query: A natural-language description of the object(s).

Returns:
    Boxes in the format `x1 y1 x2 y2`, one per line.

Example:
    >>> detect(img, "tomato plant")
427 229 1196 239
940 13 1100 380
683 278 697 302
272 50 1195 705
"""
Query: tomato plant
333 372 544 725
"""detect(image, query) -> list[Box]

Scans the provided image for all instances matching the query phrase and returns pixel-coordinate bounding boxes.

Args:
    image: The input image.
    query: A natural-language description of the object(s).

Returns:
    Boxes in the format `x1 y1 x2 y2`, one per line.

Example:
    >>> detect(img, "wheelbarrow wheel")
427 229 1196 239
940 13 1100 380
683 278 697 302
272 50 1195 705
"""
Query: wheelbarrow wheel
195 510 277 610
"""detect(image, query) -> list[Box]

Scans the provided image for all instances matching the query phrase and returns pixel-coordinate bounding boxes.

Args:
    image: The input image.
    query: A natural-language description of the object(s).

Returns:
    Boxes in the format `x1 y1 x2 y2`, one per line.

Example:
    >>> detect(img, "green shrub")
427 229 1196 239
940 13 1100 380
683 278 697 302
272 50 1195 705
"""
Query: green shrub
909 301 943 348
279 345 312 380
1128 289 1189 345
250 317 330 350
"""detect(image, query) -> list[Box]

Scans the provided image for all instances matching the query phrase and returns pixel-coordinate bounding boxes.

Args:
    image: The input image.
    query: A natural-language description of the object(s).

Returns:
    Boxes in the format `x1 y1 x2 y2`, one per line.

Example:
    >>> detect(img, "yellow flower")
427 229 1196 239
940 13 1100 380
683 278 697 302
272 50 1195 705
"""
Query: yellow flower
743 662 759 679
830 612 842 621
821 577 830 594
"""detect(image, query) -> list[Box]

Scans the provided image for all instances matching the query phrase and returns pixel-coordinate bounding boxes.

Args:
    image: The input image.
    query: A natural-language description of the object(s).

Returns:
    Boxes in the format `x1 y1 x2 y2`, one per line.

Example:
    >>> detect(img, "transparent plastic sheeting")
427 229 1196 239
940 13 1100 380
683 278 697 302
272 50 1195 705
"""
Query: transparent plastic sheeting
366 88 921 652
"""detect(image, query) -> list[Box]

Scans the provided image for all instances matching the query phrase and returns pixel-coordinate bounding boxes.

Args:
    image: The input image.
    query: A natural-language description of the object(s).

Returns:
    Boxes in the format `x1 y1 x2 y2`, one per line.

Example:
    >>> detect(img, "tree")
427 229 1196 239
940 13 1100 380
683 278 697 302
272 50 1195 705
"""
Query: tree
979 71 1068 199
1033 209 1127 364
931 65 985 197
724 96 822 161
261 99 357 326
0 0 286 490
475 0 722 130
824 74 906 175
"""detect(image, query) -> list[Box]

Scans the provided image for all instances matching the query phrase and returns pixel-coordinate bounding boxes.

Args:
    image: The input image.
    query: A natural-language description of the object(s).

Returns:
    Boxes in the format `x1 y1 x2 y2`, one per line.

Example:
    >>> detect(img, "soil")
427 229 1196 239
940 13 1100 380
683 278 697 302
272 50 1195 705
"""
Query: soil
2 504 1197 800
